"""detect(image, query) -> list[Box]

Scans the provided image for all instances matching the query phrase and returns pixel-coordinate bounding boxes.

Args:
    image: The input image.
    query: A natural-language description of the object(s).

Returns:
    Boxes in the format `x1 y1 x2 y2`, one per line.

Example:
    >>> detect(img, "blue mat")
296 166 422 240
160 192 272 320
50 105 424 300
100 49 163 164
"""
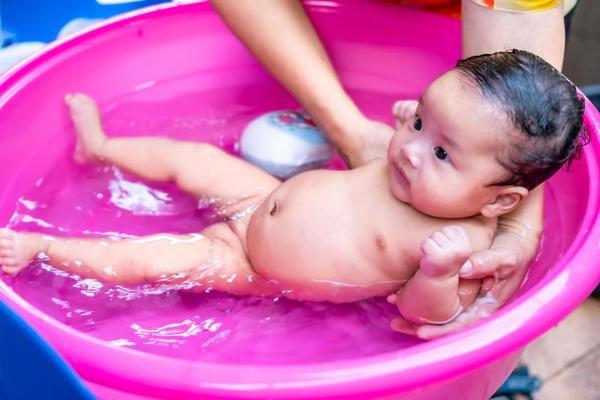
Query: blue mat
0 300 95 400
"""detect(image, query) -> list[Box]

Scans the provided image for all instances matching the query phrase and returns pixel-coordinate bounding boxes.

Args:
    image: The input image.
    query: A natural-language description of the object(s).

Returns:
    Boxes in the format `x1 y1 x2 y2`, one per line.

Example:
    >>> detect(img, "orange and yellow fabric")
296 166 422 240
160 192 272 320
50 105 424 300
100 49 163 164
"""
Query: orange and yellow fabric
386 0 576 18
471 0 559 12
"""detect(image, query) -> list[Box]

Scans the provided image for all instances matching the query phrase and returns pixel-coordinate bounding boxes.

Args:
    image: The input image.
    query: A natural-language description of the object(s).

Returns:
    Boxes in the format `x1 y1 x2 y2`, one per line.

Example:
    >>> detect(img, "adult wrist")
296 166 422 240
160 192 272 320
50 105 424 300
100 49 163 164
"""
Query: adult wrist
312 101 366 165
496 216 542 246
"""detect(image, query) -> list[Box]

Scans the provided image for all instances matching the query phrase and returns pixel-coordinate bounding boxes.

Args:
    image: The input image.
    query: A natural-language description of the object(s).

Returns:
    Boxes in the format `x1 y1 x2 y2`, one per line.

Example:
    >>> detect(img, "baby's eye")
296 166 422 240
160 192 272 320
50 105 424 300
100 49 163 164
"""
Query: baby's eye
413 117 423 132
434 146 449 161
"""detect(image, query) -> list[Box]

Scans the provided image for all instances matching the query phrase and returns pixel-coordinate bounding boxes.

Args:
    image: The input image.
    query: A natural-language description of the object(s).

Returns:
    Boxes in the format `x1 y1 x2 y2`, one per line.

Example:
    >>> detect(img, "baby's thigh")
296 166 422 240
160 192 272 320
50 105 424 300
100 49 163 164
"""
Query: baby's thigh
200 222 277 296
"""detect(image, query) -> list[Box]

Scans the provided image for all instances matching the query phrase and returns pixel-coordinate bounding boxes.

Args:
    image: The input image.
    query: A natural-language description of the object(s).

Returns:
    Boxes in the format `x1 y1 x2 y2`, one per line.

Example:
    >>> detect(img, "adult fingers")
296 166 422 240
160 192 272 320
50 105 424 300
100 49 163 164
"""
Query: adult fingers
390 317 420 336
414 294 500 340
459 247 517 279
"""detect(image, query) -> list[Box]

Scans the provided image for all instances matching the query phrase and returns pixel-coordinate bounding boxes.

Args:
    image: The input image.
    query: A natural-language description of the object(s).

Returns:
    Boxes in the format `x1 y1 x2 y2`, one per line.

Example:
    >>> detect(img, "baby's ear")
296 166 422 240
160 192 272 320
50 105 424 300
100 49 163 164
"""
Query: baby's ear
480 186 529 218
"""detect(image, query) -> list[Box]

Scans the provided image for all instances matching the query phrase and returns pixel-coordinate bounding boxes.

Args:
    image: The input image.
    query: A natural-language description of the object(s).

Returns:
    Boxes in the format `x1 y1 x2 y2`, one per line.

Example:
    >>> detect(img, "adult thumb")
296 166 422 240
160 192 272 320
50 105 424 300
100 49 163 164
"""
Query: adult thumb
459 247 517 279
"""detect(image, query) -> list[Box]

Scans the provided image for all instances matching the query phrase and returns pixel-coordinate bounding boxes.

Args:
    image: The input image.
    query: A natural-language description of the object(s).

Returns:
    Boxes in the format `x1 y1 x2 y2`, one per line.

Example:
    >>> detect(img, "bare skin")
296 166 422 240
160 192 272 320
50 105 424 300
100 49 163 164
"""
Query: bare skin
212 0 564 338
0 84 512 323
210 0 393 168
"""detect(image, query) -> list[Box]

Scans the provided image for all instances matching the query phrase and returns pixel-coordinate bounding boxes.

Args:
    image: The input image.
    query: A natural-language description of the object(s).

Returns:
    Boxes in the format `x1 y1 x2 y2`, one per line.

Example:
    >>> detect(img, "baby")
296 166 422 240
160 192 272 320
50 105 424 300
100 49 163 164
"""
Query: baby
0 50 585 326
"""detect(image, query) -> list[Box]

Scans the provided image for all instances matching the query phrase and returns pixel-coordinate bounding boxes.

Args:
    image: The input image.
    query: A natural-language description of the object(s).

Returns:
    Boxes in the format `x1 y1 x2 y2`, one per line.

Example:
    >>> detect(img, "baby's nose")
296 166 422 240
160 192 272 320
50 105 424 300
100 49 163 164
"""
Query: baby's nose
401 143 420 169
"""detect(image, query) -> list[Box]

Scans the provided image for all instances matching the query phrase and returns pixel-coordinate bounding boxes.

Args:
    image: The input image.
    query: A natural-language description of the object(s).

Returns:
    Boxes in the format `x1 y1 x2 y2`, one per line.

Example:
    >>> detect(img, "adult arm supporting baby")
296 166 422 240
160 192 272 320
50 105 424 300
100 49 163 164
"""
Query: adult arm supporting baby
210 0 393 167
458 0 562 316
390 1 564 339
462 0 565 71
212 0 567 337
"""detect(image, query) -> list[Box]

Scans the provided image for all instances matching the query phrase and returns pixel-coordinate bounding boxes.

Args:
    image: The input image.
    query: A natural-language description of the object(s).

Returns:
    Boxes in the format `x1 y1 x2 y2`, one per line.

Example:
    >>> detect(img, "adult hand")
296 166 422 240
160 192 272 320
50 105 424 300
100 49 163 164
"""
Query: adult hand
333 117 394 168
336 99 422 168
390 222 539 340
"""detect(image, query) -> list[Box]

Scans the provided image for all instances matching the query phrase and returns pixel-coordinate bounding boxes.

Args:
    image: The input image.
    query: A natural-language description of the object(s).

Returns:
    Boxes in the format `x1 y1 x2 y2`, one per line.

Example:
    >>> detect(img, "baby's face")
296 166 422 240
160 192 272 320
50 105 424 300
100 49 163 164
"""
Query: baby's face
387 71 515 218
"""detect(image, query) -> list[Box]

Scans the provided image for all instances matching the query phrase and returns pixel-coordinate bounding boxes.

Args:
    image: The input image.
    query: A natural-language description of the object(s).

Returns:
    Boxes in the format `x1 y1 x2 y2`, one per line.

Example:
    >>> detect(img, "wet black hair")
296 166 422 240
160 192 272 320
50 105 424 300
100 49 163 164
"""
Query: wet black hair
454 49 587 190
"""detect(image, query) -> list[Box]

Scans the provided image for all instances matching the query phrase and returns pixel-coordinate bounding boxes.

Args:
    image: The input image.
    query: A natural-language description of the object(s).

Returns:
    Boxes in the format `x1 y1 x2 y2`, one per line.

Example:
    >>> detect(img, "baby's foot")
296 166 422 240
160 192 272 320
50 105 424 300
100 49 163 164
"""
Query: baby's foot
0 228 46 276
392 100 418 128
419 226 472 278
65 93 107 164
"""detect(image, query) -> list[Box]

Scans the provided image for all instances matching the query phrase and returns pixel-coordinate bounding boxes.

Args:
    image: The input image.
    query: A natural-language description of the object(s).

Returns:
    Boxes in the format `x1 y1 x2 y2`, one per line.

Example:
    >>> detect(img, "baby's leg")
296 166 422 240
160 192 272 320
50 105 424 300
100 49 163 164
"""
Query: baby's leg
0 226 275 296
393 226 472 325
66 93 280 208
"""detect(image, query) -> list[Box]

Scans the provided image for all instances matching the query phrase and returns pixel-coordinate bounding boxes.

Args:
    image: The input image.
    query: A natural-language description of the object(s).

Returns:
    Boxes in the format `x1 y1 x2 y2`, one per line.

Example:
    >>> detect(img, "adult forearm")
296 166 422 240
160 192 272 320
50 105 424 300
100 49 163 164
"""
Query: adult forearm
210 0 362 144
462 0 565 70
496 185 544 251
462 0 563 254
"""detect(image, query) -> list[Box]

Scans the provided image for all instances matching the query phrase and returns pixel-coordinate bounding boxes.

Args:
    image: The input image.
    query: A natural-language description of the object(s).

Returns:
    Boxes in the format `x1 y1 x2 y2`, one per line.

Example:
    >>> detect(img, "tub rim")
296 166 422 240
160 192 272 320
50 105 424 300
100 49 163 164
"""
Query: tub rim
0 1 599 398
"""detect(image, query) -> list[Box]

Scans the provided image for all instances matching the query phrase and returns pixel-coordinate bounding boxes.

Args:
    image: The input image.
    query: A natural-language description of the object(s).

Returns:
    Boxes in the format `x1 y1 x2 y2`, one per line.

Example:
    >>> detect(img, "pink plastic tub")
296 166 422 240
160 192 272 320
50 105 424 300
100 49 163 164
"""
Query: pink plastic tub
1 1 599 399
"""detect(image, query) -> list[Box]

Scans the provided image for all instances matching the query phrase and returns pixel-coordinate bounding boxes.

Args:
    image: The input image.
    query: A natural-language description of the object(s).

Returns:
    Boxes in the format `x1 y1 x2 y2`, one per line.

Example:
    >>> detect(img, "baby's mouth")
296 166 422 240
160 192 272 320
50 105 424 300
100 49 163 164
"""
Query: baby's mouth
392 162 410 187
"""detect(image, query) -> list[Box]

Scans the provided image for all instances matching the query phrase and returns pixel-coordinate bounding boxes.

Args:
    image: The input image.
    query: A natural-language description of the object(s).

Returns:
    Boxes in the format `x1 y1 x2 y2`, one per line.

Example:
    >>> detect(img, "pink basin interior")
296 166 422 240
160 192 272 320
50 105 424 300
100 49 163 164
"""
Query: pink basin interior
0 1 599 399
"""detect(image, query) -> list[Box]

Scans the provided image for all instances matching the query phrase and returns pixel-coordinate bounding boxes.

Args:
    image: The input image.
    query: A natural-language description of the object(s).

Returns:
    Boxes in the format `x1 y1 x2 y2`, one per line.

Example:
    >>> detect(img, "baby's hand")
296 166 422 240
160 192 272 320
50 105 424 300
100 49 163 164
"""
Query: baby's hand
392 100 418 128
420 226 472 278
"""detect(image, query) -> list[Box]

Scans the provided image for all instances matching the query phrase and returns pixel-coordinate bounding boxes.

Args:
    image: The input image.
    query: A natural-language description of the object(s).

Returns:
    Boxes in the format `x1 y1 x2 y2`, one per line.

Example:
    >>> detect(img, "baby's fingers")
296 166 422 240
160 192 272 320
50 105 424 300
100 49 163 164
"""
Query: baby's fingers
420 238 442 257
442 226 468 242
392 100 418 128
431 231 452 247
386 293 398 304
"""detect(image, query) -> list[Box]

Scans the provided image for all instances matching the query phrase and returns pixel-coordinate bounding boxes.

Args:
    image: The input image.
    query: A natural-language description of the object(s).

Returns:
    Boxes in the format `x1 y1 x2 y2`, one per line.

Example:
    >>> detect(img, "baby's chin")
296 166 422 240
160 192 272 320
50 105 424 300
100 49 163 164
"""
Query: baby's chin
388 182 411 206
403 196 480 219
387 173 481 218
416 204 481 219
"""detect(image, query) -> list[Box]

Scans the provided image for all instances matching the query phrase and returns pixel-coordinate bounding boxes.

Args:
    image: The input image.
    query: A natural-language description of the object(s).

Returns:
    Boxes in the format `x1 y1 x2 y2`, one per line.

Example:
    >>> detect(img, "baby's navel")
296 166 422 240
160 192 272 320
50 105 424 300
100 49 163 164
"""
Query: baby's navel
269 201 279 216
375 234 387 252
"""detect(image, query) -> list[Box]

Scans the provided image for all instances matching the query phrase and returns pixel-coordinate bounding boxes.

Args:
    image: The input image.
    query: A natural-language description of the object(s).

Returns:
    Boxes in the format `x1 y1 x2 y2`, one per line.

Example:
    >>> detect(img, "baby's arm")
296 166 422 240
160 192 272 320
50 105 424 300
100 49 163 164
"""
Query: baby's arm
393 226 473 325
67 93 280 204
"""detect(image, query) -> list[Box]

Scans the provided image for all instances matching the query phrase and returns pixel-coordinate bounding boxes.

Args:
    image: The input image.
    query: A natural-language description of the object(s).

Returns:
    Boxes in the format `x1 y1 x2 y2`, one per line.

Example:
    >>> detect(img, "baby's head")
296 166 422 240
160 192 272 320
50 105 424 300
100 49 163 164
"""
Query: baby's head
387 49 586 219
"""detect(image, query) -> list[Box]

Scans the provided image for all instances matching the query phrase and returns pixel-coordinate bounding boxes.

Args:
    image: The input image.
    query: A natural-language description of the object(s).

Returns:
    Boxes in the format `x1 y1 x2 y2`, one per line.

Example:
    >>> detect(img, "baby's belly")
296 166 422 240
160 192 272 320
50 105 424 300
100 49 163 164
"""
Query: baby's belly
245 173 404 302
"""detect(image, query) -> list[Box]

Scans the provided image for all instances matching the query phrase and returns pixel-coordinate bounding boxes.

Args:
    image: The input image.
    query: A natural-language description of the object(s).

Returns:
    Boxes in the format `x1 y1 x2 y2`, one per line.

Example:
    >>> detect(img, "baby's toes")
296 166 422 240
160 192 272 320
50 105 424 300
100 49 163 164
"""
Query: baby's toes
0 249 18 273
1 261 19 276
67 93 96 110
0 227 16 239
0 237 16 270
1 247 15 259
2 266 25 277
0 233 16 252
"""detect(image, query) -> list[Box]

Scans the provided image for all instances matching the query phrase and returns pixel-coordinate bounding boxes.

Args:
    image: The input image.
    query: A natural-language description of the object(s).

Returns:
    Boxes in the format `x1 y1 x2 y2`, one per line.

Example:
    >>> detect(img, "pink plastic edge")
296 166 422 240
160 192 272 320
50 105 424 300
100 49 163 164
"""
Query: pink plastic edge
0 1 597 398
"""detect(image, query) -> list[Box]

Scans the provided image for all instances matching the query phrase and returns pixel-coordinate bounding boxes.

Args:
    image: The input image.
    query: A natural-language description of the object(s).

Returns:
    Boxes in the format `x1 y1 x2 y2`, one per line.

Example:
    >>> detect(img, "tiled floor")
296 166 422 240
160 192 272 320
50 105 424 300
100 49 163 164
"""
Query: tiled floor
521 298 600 400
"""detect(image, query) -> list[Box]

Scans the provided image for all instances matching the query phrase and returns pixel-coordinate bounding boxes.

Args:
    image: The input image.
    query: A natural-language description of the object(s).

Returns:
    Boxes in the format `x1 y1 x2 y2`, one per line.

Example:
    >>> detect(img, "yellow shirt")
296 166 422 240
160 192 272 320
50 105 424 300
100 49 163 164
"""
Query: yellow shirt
471 0 572 13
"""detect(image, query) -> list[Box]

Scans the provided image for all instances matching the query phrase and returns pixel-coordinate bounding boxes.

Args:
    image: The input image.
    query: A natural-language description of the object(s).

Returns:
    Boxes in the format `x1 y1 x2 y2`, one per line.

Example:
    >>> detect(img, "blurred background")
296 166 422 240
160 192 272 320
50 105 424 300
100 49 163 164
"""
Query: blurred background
565 0 600 88
1 0 598 87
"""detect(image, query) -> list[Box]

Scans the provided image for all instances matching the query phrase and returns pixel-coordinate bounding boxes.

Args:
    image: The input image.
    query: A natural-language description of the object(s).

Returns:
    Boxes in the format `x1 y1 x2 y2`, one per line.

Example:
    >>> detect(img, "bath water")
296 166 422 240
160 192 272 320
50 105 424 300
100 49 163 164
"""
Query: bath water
5 80 564 365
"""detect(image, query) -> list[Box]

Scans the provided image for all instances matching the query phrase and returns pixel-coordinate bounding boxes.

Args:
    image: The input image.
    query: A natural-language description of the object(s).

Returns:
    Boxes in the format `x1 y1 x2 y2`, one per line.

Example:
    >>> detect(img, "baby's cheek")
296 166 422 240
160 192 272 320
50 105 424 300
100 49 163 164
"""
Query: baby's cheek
422 177 459 209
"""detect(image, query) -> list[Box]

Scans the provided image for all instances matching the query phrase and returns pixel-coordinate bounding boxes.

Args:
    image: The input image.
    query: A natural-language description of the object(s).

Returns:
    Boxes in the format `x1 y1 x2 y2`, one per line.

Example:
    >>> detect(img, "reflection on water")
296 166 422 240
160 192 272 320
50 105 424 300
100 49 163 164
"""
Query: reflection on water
108 167 180 216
